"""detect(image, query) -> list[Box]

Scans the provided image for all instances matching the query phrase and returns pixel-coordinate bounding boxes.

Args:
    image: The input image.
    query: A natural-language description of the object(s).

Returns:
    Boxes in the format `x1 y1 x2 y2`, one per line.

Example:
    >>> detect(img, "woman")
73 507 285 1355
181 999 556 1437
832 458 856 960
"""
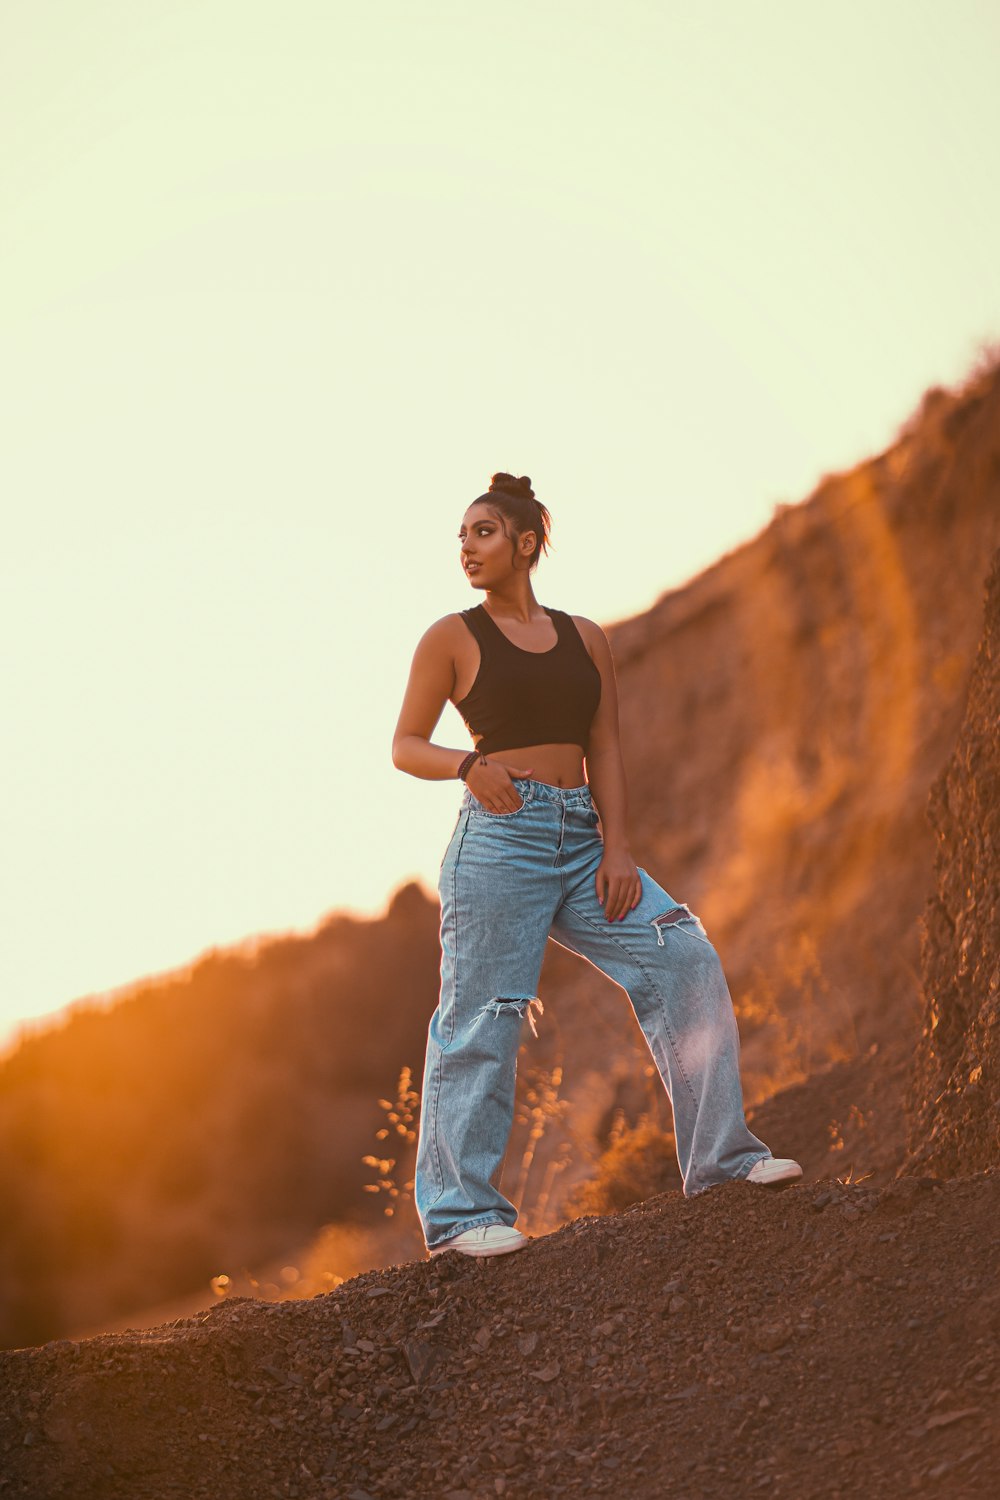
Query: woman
392 472 801 1259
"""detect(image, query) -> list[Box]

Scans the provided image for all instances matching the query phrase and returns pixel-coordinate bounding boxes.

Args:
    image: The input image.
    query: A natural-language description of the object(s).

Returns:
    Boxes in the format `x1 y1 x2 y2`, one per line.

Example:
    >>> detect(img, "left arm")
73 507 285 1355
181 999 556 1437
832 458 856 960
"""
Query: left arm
574 617 642 923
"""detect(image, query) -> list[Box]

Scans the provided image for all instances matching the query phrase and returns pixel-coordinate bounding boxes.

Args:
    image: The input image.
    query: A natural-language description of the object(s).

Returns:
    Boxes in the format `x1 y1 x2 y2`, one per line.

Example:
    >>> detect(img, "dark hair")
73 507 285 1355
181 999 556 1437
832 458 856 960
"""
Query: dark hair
475 472 553 572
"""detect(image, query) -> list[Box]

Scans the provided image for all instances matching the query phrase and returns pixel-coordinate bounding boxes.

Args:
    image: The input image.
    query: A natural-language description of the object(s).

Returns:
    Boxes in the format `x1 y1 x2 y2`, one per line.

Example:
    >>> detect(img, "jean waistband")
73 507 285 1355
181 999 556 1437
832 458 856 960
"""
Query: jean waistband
460 777 593 810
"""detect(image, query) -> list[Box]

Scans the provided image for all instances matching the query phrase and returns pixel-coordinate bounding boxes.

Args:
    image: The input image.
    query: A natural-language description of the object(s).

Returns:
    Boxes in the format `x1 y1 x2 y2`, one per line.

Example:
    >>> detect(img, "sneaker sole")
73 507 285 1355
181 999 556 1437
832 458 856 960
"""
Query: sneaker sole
427 1238 529 1258
747 1166 803 1187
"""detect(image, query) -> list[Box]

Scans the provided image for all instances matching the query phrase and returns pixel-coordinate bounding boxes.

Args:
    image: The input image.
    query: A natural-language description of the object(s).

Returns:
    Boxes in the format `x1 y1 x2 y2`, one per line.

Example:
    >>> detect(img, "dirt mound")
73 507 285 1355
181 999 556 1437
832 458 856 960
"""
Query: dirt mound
2 1170 997 1499
906 548 1000 1176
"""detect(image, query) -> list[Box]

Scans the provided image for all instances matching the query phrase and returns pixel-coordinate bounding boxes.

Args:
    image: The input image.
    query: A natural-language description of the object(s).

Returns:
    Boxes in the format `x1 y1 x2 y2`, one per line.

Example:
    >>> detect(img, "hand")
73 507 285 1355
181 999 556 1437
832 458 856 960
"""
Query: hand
596 847 642 922
465 757 534 814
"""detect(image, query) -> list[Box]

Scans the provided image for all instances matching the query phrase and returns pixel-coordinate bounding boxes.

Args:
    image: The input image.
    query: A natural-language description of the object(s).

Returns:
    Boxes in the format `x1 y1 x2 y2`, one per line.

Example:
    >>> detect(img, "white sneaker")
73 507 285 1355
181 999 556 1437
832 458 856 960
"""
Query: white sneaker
427 1224 529 1258
746 1156 803 1186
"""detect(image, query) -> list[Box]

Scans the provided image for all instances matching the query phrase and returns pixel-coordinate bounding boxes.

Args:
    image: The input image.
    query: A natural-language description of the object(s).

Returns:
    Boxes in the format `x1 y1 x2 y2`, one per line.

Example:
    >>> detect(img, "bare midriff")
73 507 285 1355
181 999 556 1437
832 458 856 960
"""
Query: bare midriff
472 742 587 788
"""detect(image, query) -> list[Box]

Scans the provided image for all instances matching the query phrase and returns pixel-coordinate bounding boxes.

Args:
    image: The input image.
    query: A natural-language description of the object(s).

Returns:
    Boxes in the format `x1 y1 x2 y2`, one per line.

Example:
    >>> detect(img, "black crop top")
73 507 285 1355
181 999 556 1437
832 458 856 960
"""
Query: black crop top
454 604 603 755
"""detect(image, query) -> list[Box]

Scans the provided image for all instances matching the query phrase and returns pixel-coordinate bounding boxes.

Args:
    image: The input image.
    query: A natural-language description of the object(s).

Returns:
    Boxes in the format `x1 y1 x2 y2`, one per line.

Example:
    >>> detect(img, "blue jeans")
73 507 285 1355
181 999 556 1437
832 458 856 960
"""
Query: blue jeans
414 778 771 1250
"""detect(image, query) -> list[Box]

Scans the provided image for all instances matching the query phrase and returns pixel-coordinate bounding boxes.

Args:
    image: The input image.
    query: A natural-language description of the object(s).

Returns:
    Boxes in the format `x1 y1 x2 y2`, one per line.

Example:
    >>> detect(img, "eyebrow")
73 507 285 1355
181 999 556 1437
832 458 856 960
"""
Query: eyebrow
457 519 496 533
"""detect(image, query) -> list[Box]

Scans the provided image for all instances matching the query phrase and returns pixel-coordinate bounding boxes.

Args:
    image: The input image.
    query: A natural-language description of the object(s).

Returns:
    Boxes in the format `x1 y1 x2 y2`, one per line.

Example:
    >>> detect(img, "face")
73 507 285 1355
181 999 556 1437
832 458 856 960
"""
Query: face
458 503 535 585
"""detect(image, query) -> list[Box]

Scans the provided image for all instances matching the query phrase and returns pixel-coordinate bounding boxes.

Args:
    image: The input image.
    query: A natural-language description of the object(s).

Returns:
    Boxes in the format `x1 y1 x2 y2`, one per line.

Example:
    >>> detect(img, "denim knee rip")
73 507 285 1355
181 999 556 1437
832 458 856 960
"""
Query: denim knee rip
650 904 711 947
468 995 545 1038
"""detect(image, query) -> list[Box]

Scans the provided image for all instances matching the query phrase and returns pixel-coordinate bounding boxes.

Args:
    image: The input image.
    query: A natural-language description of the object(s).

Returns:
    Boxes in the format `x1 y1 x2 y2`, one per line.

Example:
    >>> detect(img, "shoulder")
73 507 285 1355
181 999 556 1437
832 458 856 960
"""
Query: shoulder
562 612 609 648
414 612 477 654
420 610 473 636
563 612 603 637
559 612 614 672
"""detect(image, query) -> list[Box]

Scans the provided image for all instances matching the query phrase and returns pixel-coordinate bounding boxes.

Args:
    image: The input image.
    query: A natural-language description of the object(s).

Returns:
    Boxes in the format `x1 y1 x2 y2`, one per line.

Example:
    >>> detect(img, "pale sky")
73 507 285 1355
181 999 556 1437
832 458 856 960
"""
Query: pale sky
2 0 998 1056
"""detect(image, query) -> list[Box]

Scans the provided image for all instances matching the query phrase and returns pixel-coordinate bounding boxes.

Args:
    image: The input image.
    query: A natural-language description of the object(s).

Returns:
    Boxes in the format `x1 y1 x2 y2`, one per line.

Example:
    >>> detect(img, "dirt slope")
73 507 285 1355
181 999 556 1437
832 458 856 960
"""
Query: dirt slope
2 1171 997 1500
906 548 1000 1177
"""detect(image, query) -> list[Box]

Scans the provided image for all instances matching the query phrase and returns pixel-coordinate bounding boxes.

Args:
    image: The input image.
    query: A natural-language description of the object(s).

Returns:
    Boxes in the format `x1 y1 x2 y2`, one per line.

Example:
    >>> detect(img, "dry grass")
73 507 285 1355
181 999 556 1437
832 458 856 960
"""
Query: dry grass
735 931 859 1111
207 934 867 1304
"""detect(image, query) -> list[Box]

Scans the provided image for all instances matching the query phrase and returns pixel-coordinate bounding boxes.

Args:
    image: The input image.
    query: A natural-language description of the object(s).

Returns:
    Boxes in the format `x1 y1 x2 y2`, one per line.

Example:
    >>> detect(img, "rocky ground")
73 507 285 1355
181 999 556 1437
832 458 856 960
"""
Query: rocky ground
2 1165 997 1500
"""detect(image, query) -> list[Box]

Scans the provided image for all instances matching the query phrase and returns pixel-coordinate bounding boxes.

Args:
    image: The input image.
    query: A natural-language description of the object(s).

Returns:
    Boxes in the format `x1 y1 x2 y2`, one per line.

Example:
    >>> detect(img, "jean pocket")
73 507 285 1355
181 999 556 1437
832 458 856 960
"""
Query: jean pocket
470 794 527 818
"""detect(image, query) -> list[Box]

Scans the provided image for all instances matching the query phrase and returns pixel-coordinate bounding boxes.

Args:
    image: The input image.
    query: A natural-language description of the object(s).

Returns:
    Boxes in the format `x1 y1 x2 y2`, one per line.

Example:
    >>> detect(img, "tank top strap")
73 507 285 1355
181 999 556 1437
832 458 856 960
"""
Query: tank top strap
544 606 583 652
458 605 494 655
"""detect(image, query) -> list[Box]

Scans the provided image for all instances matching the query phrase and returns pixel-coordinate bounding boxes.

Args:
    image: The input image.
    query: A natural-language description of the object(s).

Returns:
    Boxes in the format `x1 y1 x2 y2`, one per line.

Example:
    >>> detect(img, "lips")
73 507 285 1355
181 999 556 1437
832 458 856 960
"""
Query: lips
465 563 481 574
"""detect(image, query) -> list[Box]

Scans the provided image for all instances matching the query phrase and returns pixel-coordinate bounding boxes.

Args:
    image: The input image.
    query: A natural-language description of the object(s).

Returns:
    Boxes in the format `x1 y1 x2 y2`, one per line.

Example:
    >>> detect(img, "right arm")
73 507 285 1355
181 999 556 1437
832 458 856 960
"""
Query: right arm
391 617 470 780
391 618 533 812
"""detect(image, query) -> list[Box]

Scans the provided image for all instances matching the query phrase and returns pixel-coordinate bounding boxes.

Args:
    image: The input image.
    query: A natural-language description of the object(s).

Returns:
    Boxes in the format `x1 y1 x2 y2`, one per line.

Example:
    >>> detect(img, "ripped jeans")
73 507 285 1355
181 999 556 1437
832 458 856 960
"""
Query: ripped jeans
414 778 772 1251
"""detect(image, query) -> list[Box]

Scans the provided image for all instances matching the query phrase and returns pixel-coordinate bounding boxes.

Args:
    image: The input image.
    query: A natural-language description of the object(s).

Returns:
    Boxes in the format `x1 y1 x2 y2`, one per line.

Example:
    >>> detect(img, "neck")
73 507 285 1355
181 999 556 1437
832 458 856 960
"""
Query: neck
481 585 541 623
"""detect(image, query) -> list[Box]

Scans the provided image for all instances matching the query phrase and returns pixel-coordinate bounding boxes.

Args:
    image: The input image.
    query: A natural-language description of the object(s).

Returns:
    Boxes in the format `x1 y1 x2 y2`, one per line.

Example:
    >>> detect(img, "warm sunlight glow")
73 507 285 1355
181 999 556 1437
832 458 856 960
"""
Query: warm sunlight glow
3 0 999 1053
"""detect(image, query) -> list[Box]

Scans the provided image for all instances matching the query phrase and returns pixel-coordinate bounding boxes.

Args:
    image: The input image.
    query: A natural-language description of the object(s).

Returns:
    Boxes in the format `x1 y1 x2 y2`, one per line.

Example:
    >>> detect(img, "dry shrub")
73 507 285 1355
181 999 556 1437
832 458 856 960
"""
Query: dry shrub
562 1115 681 1218
736 931 857 1110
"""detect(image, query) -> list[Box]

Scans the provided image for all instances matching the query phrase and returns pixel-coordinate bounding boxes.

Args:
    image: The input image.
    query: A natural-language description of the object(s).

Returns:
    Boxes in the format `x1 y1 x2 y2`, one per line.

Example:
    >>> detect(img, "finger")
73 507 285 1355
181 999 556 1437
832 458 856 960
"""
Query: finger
611 879 637 923
605 880 625 922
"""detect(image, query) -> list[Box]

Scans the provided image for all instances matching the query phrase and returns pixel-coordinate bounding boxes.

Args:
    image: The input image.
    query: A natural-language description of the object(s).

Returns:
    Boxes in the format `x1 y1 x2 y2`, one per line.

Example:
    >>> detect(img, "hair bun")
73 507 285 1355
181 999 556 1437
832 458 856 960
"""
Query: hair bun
489 471 536 501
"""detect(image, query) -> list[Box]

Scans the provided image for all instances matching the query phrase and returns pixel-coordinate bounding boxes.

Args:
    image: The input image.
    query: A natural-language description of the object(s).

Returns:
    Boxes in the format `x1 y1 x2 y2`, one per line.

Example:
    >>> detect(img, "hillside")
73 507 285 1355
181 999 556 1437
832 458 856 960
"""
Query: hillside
1 354 999 1357
1 1171 997 1498
905 547 1000 1177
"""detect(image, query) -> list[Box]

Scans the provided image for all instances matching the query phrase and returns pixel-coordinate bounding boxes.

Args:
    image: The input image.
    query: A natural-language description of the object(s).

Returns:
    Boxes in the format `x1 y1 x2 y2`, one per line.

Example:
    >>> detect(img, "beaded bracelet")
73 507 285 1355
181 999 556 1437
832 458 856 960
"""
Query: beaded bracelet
457 749 487 781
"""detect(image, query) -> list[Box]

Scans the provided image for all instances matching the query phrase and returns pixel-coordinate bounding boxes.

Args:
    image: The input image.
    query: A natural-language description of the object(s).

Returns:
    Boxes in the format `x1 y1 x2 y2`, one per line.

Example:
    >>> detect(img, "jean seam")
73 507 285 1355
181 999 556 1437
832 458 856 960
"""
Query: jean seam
558 899 701 1120
427 809 471 1212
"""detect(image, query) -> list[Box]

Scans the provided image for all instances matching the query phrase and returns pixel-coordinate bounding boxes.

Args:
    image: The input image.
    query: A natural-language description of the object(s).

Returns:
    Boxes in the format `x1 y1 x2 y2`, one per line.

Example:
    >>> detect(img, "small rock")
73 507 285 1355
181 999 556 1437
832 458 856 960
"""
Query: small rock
493 1441 523 1466
402 1339 441 1384
756 1324 791 1352
925 1407 981 1430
